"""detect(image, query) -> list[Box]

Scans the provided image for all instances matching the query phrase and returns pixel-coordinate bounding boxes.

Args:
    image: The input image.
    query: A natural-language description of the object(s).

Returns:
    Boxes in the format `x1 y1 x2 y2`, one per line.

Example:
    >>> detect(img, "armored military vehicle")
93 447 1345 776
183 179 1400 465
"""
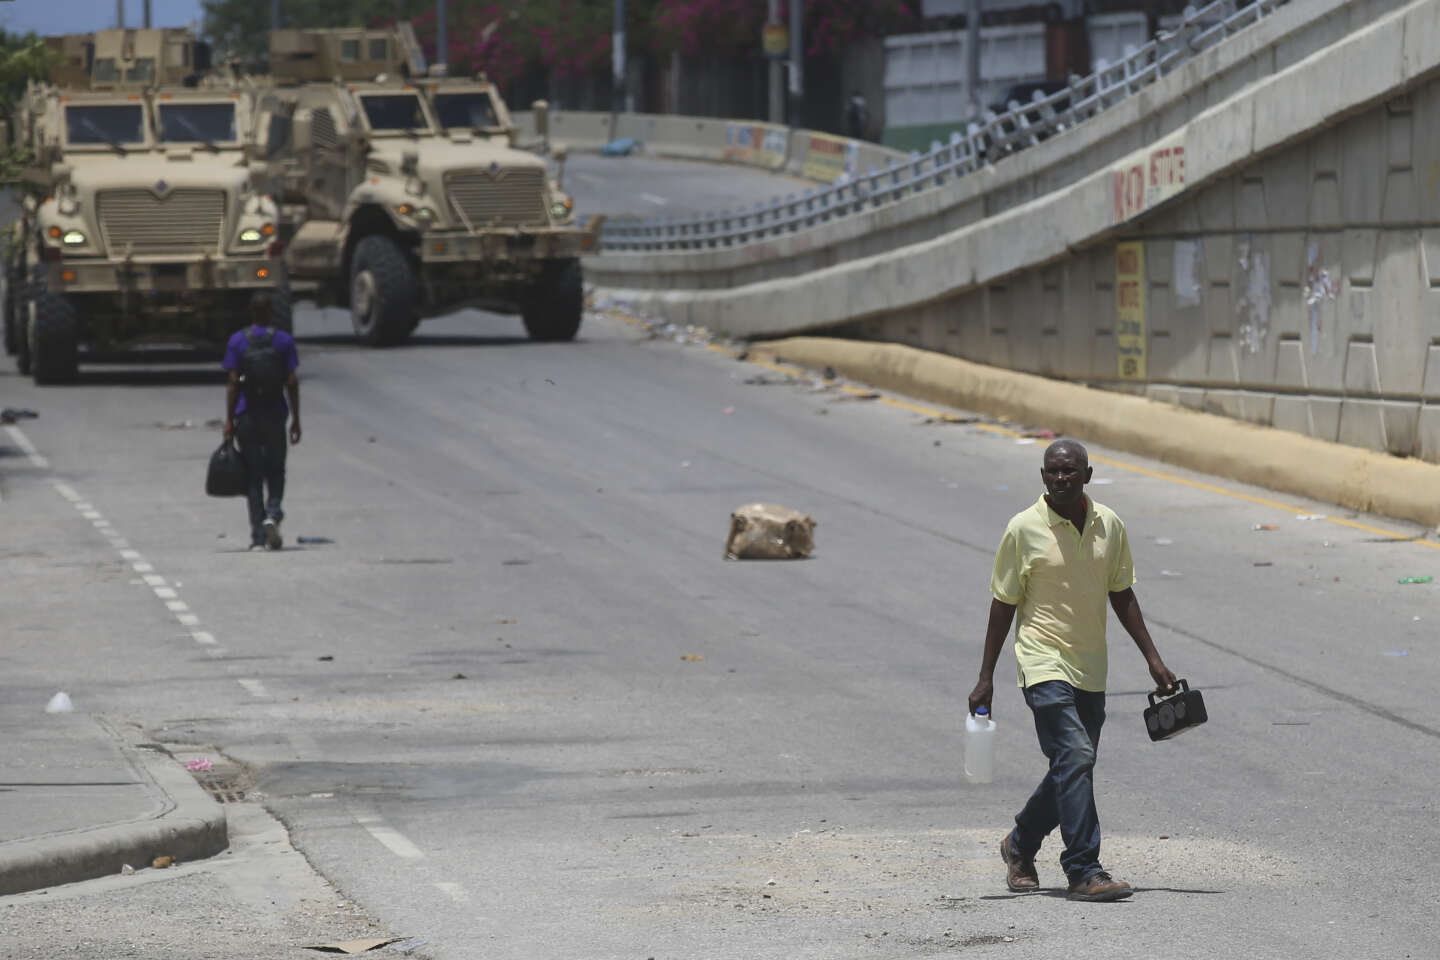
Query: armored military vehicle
261 26 596 346
1 29 285 384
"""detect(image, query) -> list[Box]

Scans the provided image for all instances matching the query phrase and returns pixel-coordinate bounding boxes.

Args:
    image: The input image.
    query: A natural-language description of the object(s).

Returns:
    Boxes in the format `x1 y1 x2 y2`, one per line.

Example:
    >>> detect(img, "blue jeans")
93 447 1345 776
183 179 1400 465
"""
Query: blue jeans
1010 680 1106 884
235 413 287 545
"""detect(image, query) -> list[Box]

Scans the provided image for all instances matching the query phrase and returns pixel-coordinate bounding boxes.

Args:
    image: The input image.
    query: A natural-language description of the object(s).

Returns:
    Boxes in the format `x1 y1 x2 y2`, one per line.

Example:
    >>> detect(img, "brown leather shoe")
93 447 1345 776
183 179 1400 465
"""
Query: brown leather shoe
1000 834 1039 892
1066 871 1133 902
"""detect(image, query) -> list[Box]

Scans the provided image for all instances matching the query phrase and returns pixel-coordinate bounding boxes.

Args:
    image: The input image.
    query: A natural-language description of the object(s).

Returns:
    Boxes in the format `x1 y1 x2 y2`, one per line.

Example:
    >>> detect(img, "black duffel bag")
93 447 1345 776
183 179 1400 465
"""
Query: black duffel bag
206 439 249 497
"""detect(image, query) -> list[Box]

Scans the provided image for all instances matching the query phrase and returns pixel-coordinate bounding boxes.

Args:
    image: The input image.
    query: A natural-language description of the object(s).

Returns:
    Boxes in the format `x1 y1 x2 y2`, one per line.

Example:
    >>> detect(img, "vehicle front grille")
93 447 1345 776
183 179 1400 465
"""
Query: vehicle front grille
97 188 227 255
446 168 548 229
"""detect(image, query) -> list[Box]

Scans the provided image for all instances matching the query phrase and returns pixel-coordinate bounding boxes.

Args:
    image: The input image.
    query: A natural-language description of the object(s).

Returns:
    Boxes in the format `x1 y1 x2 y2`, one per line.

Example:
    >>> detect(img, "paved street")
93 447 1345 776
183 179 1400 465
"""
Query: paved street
2 294 1437 958
560 153 815 219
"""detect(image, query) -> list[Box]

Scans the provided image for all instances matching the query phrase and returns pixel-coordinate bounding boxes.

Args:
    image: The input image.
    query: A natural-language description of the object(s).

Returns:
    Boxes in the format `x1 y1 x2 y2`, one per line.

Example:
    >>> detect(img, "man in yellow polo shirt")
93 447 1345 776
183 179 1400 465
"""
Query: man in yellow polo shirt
968 439 1177 902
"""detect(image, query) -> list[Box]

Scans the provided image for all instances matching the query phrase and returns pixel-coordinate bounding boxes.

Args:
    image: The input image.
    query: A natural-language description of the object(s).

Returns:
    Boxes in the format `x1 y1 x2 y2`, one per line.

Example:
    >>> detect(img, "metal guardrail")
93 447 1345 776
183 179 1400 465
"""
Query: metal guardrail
600 0 1285 254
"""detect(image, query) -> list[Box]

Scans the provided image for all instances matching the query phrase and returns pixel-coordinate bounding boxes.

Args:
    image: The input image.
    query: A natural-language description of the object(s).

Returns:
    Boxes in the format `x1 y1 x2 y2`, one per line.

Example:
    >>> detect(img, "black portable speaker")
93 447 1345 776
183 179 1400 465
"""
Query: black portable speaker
1143 679 1207 741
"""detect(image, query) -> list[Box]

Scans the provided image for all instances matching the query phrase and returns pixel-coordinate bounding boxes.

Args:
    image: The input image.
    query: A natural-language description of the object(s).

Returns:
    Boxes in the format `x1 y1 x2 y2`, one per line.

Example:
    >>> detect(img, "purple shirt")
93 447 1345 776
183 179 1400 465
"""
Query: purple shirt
223 325 299 417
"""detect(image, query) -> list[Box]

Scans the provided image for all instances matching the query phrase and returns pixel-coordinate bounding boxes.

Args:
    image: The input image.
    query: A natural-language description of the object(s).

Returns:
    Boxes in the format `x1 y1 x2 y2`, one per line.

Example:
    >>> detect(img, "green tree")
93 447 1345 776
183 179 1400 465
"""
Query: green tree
1 31 56 182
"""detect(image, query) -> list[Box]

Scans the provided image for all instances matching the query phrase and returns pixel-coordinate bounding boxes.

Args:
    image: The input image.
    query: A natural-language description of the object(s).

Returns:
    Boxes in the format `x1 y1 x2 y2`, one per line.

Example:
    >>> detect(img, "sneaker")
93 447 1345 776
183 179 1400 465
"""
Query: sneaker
263 517 282 551
1066 871 1133 902
1000 833 1039 892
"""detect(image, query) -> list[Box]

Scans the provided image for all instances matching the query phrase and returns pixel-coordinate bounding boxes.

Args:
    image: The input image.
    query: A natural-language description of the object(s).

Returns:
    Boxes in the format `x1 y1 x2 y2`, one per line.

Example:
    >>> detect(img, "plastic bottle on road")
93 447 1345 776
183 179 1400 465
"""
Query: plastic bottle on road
965 707 996 784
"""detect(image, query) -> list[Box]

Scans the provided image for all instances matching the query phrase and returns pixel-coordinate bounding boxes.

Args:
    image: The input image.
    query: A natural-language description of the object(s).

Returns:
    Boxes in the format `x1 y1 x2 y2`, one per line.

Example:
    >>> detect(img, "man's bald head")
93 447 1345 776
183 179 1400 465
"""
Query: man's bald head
1043 438 1088 470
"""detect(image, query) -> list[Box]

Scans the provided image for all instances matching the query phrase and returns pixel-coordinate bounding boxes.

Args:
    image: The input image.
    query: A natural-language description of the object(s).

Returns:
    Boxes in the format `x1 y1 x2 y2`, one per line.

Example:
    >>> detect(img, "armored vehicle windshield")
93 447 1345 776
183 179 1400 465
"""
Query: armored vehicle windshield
430 92 500 131
65 103 147 148
357 92 432 134
157 101 238 144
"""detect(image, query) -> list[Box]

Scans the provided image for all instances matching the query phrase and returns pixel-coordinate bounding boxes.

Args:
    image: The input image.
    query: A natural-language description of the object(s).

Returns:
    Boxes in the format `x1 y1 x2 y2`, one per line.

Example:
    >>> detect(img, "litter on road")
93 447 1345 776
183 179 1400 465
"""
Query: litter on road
297 536 335 544
306 939 407 954
1397 576 1432 584
184 757 214 772
1295 514 1328 521
725 503 817 560
1253 524 1279 531
44 691 73 714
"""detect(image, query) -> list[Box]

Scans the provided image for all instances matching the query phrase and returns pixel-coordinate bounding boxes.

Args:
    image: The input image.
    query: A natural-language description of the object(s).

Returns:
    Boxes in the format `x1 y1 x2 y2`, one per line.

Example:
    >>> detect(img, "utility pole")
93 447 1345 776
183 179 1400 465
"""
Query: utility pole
143 0 151 28
787 0 802 127
116 0 125 30
435 0 448 74
611 0 626 121
272 0 281 31
766 0 782 123
967 0 982 119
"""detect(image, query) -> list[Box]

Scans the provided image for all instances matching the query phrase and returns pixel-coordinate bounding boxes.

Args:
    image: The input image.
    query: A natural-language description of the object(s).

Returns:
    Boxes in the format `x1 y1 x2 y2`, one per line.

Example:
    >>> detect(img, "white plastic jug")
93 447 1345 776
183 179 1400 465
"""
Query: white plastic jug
964 707 996 783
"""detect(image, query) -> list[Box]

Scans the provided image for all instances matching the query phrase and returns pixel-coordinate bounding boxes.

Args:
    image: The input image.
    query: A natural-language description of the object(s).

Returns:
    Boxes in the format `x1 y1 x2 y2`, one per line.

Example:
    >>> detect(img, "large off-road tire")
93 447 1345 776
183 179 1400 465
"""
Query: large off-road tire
350 235 415 347
521 258 583 343
2 272 18 356
28 292 79 385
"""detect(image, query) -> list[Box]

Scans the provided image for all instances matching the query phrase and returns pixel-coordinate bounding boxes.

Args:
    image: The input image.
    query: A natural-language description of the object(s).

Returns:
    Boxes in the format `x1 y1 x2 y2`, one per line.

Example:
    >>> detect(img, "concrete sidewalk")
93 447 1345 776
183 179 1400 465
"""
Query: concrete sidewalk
0 707 227 896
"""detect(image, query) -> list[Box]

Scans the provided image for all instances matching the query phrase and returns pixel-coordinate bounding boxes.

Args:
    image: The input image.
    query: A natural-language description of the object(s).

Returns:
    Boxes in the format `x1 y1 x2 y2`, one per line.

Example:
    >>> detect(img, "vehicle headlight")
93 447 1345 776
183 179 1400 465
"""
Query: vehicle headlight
238 224 274 244
62 230 87 246
396 203 437 222
551 200 573 219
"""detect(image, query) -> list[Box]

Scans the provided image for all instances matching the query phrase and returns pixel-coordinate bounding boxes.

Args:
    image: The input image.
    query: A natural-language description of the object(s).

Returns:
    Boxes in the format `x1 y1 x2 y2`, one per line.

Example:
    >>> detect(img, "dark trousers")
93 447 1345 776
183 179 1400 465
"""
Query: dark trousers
1010 680 1107 884
235 413 287 544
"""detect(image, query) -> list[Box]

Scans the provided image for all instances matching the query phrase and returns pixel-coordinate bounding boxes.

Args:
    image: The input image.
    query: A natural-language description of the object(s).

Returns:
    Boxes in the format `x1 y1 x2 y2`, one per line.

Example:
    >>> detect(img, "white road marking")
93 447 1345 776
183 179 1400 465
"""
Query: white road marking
143 574 167 587
640 192 669 206
119 549 142 560
5 426 50 468
108 538 130 548
81 510 102 520
434 882 469 903
237 678 269 698
53 483 81 501
191 631 217 645
93 519 112 528
165 600 188 613
75 503 94 512
154 587 178 599
133 562 154 573
355 816 426 860
176 613 200 626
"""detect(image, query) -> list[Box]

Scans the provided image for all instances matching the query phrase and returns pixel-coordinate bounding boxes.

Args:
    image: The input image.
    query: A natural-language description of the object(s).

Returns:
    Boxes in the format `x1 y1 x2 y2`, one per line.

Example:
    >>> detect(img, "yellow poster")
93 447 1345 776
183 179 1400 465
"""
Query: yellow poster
1115 241 1147 380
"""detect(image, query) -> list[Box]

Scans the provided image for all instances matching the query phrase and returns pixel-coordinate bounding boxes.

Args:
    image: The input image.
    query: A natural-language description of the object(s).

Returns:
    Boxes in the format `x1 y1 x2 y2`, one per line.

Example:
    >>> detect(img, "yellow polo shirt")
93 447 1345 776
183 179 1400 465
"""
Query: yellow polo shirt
990 495 1136 692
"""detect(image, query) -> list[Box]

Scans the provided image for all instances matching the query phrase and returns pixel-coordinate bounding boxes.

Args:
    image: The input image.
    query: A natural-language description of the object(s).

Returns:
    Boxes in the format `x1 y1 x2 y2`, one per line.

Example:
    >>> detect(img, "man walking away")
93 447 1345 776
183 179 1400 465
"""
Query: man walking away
967 439 1177 902
223 294 301 551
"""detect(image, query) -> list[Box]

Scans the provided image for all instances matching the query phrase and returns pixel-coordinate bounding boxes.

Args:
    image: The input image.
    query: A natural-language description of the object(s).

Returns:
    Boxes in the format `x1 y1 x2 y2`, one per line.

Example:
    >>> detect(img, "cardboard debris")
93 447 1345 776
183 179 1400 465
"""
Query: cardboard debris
306 938 406 954
725 504 817 560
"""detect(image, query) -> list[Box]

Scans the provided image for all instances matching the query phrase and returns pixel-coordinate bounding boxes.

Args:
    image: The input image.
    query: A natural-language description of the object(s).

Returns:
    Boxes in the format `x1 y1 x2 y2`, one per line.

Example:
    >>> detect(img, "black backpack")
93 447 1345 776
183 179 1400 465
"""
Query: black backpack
240 328 287 413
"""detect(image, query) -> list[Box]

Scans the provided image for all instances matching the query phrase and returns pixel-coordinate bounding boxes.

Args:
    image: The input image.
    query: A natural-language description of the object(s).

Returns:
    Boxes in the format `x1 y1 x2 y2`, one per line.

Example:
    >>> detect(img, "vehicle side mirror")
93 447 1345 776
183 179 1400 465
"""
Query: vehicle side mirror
532 99 549 140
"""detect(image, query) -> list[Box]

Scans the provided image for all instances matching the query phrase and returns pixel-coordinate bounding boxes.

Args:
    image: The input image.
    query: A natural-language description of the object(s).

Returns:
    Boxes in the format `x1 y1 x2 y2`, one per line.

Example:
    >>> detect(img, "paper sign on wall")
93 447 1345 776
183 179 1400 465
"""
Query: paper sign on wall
1115 241 1147 380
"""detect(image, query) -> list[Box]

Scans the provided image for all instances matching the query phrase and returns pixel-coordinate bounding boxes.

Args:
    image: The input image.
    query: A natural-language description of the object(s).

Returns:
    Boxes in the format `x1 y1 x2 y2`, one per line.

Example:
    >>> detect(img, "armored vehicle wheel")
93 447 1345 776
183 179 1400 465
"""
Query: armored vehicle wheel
521 258 583 343
28 293 79 385
350 235 415 347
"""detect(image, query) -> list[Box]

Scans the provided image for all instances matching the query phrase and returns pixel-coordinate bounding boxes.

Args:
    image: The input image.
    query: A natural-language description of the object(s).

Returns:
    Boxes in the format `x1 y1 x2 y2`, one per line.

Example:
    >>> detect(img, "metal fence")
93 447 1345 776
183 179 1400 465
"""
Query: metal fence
599 0 1286 254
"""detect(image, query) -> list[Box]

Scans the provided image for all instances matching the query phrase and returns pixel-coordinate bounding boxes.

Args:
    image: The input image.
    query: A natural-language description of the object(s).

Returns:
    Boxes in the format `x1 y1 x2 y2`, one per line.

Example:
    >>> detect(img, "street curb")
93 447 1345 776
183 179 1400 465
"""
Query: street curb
753 337 1440 530
0 719 228 896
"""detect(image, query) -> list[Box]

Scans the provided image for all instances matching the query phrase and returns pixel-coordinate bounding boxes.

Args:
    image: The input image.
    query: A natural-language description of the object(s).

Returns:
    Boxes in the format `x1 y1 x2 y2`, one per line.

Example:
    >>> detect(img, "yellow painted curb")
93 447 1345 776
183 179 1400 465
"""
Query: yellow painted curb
755 337 1440 531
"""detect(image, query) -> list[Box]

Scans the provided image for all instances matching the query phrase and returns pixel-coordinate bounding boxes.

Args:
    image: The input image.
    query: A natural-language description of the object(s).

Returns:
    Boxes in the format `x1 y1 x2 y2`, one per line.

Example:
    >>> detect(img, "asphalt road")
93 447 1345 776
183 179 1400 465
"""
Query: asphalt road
559 152 814 220
2 296 1438 958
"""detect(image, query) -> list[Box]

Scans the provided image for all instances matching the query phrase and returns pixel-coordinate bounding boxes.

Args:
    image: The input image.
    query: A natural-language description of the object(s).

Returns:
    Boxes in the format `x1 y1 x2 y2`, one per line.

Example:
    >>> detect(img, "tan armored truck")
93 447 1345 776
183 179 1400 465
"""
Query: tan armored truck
261 27 596 346
1 29 285 384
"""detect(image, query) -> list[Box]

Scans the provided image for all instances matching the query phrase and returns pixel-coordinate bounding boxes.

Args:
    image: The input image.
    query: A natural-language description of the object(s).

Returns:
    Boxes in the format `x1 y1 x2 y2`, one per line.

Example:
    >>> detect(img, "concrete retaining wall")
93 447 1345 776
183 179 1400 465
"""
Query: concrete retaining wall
595 0 1440 464
510 110 904 183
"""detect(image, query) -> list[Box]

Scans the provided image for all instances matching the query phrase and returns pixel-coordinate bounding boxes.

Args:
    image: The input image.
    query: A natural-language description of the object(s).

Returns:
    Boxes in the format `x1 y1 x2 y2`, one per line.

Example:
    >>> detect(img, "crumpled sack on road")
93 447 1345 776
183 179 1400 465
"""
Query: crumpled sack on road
725 504 817 560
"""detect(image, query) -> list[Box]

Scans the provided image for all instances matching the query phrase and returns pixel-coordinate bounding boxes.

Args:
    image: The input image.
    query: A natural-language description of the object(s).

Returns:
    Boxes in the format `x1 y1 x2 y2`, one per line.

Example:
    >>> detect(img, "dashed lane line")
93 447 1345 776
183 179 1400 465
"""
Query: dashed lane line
354 815 426 860
4 424 232 662
236 678 269 698
434 882 469 903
